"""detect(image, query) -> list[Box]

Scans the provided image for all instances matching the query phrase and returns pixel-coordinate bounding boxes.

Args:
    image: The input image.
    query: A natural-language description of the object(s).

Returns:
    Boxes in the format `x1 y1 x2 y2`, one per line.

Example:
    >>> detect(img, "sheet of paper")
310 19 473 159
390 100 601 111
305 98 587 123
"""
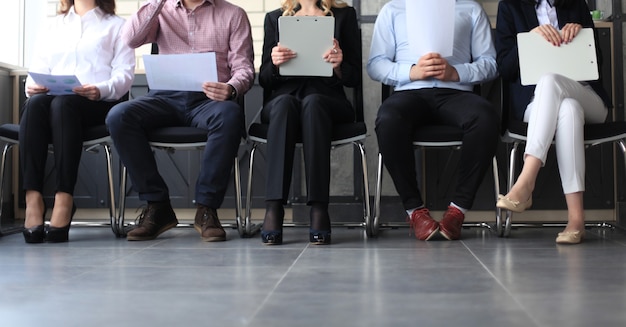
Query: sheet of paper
27 72 82 96
142 52 218 92
405 0 455 57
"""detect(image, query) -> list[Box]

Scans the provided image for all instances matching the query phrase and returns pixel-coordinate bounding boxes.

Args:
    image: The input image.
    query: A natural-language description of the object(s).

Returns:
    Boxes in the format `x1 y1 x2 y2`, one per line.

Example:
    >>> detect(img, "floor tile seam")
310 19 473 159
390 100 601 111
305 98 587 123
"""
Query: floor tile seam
460 240 543 327
246 243 310 325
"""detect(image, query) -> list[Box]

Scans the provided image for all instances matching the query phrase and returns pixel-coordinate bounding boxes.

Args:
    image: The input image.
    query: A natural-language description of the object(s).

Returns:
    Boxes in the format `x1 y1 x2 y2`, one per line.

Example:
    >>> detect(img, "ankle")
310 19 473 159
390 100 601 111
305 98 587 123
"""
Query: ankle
263 200 284 231
310 202 330 231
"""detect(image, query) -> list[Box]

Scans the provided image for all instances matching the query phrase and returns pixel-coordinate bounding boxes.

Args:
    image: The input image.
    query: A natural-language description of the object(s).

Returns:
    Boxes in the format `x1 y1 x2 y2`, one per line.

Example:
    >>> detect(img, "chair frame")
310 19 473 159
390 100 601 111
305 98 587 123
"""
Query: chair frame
500 81 626 237
116 131 245 237
371 84 503 237
244 85 371 236
0 124 122 236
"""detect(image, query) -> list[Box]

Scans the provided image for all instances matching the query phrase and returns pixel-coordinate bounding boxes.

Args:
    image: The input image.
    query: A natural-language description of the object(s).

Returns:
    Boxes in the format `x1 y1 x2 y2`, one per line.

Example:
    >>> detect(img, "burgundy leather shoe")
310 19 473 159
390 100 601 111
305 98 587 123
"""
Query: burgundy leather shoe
439 206 465 240
408 208 439 241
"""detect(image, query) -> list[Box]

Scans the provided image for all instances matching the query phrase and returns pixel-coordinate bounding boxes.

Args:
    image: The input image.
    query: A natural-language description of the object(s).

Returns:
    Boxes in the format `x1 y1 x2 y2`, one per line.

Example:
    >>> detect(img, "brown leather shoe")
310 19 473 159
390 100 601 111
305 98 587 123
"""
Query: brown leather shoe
127 202 178 241
408 208 439 241
439 206 465 240
194 205 226 242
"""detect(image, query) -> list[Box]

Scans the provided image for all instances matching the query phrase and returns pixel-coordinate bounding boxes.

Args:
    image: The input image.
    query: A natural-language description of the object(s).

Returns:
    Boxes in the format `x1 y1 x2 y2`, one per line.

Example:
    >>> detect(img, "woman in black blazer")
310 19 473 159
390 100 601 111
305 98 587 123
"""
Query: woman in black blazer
258 0 360 245
495 0 611 244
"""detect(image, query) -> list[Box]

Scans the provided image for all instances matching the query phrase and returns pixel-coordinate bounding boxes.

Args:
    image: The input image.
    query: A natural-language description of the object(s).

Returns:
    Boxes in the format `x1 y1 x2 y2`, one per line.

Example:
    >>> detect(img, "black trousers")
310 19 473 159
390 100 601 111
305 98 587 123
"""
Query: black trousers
20 94 115 195
375 88 499 210
105 91 244 208
261 93 354 204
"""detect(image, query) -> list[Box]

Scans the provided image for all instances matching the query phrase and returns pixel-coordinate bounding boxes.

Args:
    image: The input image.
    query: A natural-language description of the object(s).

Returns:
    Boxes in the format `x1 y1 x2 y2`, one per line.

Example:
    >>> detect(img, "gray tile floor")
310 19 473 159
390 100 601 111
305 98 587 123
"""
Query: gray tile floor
2 225 626 327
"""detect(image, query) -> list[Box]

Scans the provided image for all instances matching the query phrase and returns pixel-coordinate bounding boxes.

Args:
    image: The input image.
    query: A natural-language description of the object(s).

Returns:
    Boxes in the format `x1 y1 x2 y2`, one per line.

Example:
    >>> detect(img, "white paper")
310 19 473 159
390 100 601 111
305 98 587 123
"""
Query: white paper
142 52 218 92
28 72 82 96
405 0 455 57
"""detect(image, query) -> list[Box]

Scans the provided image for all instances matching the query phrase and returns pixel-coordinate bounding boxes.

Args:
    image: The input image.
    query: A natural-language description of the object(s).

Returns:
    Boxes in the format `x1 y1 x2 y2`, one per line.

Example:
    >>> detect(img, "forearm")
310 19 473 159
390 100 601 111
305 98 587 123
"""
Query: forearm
123 0 166 48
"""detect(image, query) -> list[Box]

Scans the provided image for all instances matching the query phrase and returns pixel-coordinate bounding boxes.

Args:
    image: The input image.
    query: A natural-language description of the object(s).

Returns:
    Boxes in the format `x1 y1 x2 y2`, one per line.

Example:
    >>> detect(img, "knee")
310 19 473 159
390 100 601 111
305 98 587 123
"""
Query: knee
49 96 80 117
559 99 584 124
536 73 567 92
210 102 244 136
375 104 400 133
268 95 300 120
105 102 131 133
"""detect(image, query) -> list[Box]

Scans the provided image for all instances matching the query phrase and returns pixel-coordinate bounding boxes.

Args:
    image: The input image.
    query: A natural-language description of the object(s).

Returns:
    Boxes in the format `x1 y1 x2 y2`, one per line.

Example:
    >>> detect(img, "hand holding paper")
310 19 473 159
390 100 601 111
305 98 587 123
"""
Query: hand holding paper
28 72 82 96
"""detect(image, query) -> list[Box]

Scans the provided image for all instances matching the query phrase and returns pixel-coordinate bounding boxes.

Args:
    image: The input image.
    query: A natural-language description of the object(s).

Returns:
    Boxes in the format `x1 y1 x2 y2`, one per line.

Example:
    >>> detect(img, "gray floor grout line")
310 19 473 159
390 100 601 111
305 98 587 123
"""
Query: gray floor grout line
461 241 543 327
245 243 311 324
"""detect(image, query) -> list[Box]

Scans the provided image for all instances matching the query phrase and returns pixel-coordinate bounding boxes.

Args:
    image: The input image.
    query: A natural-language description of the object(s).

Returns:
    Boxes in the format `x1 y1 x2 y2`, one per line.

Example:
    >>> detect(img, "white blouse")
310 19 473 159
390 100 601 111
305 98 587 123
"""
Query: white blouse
26 6 135 101
535 0 559 28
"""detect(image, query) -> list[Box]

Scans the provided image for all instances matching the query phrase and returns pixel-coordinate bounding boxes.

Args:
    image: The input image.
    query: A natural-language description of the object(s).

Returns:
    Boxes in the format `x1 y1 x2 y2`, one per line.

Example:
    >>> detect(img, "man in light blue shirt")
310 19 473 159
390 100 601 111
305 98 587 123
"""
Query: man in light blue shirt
367 0 499 241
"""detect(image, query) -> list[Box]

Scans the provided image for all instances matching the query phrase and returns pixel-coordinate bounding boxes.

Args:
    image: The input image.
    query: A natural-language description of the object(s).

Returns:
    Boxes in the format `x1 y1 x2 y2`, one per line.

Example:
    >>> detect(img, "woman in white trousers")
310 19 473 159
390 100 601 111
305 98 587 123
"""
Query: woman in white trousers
495 0 611 244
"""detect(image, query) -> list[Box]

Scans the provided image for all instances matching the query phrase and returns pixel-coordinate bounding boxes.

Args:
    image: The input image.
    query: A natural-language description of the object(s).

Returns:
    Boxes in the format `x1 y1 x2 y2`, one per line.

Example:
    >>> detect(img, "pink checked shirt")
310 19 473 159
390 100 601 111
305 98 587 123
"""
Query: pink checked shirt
123 0 254 95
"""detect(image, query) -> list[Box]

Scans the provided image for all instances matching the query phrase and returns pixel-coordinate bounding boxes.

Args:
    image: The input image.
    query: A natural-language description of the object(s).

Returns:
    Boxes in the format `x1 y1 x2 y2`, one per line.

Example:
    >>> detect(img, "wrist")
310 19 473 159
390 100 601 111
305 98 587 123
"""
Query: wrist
226 83 237 100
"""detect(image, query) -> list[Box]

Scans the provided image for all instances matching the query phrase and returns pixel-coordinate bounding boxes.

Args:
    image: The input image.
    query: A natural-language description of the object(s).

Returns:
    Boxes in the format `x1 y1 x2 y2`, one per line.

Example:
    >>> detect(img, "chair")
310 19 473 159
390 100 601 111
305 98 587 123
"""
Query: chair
244 83 371 236
500 81 626 237
114 42 245 237
0 123 122 236
371 84 503 237
116 126 245 236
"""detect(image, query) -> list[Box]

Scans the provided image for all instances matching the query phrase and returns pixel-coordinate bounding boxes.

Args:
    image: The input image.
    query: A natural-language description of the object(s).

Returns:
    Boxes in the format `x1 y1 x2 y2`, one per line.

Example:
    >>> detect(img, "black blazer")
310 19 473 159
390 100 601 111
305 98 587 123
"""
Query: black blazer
495 0 611 121
258 6 361 104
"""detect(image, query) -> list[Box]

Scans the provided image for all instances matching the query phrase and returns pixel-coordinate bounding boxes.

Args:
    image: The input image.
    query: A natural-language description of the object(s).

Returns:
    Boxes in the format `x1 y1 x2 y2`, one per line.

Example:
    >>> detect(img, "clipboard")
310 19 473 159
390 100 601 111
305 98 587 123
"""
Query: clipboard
278 16 335 77
517 28 598 86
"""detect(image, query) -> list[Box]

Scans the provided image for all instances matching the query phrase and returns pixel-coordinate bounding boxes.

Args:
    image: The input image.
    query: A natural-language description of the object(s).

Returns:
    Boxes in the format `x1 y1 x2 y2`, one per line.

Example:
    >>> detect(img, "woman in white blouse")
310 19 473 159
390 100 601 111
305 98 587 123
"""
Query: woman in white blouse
22 0 135 243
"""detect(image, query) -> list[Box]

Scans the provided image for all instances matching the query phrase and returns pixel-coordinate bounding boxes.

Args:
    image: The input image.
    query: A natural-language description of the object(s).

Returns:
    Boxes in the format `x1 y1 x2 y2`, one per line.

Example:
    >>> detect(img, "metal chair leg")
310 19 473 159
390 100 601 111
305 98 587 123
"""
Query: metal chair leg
355 142 371 237
118 165 128 236
0 143 15 235
103 144 121 237
370 152 384 237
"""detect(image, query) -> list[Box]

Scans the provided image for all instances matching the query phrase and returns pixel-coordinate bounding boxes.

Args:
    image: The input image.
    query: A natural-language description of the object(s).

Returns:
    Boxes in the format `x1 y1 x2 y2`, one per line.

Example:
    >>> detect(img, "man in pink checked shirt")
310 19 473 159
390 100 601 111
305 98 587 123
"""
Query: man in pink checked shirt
106 0 254 242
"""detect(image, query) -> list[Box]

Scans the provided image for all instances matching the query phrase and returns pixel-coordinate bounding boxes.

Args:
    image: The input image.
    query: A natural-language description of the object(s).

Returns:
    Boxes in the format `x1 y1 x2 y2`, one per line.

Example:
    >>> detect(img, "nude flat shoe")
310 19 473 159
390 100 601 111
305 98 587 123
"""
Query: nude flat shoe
496 194 532 213
556 230 585 244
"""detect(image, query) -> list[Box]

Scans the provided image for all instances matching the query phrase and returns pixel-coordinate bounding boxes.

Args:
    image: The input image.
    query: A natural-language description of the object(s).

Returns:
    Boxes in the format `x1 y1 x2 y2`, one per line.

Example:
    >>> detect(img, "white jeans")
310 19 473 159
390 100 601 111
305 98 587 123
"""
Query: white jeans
524 73 607 194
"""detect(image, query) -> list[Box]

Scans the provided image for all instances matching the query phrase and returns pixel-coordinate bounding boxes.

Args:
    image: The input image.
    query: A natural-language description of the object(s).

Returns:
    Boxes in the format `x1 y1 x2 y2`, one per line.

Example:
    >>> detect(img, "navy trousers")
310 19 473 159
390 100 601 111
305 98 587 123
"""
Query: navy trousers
375 88 499 210
106 91 244 208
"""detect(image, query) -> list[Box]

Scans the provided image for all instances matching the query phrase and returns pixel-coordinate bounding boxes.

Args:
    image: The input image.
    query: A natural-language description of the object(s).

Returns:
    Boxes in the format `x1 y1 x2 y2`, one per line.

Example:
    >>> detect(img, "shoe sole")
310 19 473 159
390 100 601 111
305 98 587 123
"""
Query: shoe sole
439 229 460 241
194 225 226 242
127 221 178 241
416 226 439 241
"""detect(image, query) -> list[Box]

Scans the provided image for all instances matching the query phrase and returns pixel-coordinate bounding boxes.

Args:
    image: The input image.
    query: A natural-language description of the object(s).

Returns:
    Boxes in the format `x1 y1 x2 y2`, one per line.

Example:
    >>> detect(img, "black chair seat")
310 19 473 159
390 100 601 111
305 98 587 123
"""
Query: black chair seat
248 122 366 143
147 126 208 144
507 120 626 141
0 124 19 140
413 125 464 143
0 123 110 142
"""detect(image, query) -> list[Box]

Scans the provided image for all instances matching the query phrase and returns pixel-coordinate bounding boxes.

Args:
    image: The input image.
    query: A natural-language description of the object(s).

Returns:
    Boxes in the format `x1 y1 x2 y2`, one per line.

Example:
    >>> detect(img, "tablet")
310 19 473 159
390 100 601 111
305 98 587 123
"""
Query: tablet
278 16 335 77
517 28 598 86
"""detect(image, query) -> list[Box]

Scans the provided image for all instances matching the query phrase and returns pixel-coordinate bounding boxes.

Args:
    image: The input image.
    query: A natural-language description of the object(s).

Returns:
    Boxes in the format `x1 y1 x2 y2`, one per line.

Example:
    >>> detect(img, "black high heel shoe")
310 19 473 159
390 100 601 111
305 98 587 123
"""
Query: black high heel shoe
261 230 283 245
23 205 47 244
309 229 331 245
45 204 76 243
261 200 284 245
23 224 45 244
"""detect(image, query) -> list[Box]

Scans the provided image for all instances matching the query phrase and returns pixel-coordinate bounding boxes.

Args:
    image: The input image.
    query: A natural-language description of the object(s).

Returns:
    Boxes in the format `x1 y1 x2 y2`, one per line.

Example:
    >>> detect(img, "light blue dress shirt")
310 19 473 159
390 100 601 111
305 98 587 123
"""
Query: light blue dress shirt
367 0 498 92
